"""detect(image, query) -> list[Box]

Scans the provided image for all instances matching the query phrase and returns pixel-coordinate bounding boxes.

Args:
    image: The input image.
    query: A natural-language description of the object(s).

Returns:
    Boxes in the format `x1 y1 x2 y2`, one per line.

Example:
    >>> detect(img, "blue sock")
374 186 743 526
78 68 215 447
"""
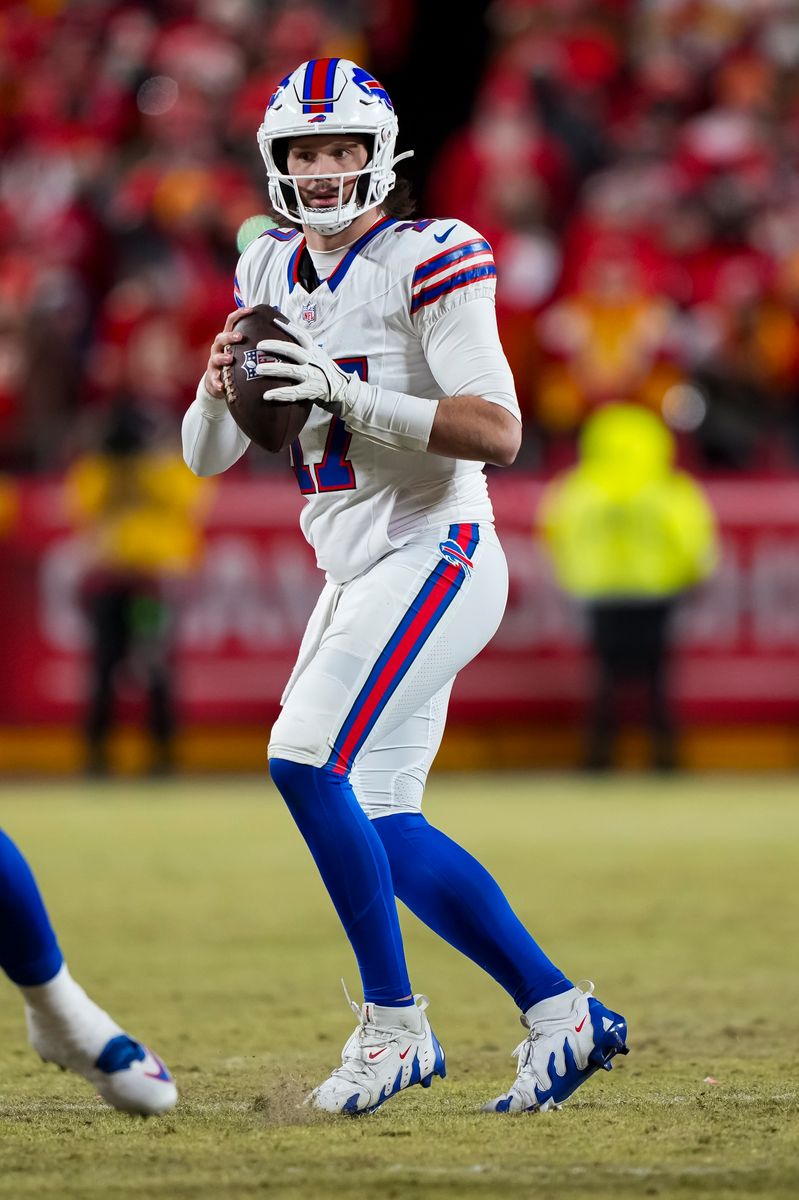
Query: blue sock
269 759 412 1006
373 812 572 1011
0 830 64 986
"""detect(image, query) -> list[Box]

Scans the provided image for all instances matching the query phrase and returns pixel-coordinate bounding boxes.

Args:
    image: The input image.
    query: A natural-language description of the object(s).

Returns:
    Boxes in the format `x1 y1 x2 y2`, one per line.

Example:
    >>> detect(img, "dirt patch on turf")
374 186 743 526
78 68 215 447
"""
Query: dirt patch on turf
251 1074 330 1126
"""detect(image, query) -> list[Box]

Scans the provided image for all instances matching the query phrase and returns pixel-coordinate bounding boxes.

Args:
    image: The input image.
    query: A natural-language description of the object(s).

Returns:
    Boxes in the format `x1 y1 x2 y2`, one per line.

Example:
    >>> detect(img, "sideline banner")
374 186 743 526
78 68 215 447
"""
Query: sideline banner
3 475 799 725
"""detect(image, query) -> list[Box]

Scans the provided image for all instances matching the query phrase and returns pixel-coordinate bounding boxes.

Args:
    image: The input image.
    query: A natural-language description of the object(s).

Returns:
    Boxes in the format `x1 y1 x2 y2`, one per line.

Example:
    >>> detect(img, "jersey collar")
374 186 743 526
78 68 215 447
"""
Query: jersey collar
286 215 397 294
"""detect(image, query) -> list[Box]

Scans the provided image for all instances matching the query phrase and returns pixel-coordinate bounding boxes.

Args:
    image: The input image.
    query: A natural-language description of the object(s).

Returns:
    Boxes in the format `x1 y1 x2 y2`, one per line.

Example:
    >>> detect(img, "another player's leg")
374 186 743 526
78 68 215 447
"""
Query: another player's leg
84 587 126 776
0 829 177 1114
584 602 618 770
138 593 177 776
642 600 677 770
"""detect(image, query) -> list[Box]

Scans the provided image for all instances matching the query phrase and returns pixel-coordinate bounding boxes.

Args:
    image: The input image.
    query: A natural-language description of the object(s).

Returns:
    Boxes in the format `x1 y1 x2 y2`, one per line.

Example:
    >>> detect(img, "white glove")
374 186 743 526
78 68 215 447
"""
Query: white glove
255 316 437 453
255 319 360 413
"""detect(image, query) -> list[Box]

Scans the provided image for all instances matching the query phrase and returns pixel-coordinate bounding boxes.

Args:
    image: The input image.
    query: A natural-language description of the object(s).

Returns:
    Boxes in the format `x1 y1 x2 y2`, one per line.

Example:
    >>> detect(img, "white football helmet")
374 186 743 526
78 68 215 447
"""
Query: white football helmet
257 58 412 236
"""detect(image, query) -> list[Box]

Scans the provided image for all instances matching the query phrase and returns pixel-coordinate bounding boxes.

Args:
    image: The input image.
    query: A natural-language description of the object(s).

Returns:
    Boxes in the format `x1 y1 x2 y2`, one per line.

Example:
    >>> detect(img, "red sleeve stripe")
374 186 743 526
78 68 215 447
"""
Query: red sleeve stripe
412 238 492 286
410 263 497 315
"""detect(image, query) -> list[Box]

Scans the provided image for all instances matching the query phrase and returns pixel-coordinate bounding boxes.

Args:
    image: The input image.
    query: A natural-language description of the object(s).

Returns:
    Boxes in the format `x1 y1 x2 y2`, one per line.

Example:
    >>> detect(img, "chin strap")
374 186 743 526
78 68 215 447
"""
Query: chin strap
313 218 358 237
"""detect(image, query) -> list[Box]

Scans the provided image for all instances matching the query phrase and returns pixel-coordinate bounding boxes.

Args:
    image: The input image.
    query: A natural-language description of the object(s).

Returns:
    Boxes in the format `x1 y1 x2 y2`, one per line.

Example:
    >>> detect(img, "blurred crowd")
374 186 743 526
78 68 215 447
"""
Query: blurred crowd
0 0 410 470
2 0 799 473
443 0 799 471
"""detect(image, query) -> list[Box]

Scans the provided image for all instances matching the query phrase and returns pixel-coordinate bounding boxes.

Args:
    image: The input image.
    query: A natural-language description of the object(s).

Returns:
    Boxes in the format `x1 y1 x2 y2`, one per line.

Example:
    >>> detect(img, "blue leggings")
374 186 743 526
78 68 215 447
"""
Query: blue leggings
270 759 411 1005
269 761 570 1011
0 831 64 986
373 812 570 1012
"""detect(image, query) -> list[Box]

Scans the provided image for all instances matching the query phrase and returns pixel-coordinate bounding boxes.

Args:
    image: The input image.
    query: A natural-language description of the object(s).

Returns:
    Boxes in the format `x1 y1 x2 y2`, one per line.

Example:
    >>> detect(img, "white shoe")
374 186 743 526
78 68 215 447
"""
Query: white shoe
482 982 628 1113
309 991 446 1115
26 993 177 1116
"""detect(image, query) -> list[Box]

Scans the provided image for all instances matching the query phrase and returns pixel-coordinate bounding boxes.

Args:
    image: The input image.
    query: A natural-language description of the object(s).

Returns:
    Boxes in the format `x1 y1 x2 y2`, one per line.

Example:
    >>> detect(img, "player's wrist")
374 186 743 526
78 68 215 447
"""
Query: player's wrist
335 371 368 414
339 382 438 452
311 365 365 415
196 375 230 414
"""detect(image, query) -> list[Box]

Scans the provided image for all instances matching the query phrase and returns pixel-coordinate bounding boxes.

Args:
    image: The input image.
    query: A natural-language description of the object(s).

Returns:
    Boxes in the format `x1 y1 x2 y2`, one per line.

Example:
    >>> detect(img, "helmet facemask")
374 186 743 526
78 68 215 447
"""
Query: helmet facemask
259 125 407 237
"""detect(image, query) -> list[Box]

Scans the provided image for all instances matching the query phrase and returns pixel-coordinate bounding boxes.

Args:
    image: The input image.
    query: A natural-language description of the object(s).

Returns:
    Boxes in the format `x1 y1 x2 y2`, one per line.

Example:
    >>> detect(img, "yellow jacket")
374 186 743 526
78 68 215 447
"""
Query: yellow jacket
66 451 209 577
539 404 718 599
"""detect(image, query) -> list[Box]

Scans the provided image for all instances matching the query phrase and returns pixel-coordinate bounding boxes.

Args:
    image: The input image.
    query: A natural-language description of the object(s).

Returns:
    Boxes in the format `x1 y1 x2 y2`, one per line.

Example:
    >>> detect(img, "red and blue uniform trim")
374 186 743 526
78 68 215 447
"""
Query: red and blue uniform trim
325 523 480 776
287 237 307 291
286 216 397 293
412 239 492 288
327 216 396 291
411 263 497 315
302 58 340 113
262 228 300 241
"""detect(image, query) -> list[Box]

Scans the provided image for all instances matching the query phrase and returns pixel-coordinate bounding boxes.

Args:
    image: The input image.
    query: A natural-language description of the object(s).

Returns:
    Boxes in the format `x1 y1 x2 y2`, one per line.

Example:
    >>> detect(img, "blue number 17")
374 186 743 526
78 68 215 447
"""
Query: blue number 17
290 357 366 495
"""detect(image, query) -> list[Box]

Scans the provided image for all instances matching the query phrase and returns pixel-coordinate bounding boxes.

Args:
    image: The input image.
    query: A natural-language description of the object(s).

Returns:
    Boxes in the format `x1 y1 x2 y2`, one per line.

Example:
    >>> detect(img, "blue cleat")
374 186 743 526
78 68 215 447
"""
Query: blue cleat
483 981 628 1113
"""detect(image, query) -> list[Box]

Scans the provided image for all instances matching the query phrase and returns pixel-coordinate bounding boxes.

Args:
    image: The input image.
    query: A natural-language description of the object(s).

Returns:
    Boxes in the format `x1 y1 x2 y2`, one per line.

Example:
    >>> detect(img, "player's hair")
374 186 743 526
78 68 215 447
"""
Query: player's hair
382 176 415 219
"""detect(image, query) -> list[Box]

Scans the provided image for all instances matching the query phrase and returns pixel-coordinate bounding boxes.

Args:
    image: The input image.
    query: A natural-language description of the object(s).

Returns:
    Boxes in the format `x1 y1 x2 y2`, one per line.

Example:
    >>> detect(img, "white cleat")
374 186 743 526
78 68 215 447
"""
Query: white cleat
27 1008 178 1116
309 991 446 1115
483 982 628 1114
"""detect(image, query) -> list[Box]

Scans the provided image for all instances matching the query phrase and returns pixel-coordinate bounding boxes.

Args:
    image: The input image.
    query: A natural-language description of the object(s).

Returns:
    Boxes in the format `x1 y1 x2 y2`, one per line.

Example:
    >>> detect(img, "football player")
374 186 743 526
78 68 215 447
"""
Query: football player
183 58 628 1114
0 829 177 1114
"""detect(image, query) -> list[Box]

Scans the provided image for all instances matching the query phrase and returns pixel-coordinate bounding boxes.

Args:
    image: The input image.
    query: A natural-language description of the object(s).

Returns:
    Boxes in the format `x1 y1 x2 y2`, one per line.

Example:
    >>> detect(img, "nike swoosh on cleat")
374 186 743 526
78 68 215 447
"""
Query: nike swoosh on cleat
433 225 456 243
398 1046 412 1060
143 1050 172 1082
368 1049 388 1060
574 1016 587 1033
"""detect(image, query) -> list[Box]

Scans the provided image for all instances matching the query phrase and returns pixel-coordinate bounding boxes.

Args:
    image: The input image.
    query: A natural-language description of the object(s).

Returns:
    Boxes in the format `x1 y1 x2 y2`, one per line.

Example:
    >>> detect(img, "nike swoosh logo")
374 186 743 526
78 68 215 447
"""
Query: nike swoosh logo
398 1046 413 1060
433 224 457 244
368 1049 388 1060
143 1049 172 1082
574 1016 587 1033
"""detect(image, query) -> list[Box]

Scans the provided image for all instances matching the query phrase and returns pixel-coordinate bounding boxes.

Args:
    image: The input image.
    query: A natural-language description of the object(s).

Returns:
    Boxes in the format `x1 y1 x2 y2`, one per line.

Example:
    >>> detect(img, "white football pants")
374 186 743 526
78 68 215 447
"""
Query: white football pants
268 522 508 818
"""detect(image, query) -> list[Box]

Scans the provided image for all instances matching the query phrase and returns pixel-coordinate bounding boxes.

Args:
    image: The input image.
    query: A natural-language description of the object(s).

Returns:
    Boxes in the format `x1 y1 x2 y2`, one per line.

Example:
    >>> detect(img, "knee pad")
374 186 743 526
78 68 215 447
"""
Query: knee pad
268 708 330 767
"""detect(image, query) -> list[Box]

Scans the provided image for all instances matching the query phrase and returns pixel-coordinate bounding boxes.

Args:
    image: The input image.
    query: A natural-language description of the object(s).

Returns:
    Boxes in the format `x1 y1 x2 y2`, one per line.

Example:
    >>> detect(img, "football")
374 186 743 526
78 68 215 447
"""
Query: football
221 304 312 453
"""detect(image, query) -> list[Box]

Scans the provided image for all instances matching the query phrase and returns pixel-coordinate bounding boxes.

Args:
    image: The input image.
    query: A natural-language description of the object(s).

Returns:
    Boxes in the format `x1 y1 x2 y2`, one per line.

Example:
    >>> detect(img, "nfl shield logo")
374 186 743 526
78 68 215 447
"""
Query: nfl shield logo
301 302 317 325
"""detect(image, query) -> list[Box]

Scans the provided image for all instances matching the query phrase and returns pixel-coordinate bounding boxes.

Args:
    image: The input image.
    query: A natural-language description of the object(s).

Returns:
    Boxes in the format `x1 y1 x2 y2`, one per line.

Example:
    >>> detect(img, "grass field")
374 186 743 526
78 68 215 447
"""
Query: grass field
1 773 797 1200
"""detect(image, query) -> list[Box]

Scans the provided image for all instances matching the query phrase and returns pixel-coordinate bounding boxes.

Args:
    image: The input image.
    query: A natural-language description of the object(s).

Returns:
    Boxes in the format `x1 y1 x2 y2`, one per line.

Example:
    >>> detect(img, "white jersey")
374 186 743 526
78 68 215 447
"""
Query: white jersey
229 215 520 583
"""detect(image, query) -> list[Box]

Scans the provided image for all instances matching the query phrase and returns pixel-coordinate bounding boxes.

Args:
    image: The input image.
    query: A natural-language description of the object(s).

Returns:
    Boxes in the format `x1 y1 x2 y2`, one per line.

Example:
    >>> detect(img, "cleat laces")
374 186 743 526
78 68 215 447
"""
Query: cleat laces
509 981 596 1100
326 981 428 1091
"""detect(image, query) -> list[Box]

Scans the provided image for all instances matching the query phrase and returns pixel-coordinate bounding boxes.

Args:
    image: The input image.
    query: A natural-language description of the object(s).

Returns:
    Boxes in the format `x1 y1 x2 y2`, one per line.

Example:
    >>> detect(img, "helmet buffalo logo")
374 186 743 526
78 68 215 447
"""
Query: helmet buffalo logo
351 66 393 110
267 73 292 111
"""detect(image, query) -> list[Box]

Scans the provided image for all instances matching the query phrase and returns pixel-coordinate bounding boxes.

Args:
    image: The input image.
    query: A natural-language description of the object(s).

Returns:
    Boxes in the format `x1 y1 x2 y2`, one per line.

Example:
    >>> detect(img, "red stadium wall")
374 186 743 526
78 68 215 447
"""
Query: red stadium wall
3 474 799 770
